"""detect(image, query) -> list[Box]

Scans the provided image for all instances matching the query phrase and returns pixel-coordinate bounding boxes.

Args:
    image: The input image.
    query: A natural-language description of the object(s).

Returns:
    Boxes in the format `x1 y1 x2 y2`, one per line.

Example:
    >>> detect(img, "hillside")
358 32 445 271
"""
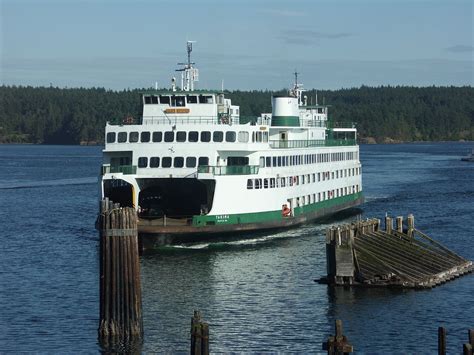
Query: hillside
0 85 472 144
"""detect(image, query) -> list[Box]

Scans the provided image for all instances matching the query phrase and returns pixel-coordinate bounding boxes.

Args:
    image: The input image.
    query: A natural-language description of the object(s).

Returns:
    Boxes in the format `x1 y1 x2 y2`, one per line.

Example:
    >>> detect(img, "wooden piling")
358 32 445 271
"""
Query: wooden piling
407 214 415 237
438 327 446 355
191 310 209 355
464 344 473 355
465 329 474 355
98 201 143 348
385 216 393 234
322 319 353 354
396 216 403 233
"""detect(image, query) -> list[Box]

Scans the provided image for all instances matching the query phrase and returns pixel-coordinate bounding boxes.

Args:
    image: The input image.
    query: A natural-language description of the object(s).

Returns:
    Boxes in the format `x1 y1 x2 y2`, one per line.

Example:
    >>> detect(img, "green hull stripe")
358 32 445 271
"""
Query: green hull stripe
271 116 300 127
192 192 363 226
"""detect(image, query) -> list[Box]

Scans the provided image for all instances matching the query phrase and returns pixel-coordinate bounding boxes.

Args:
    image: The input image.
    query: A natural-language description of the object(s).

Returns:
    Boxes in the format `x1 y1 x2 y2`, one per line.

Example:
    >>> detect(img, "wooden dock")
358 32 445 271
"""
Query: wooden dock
322 215 473 288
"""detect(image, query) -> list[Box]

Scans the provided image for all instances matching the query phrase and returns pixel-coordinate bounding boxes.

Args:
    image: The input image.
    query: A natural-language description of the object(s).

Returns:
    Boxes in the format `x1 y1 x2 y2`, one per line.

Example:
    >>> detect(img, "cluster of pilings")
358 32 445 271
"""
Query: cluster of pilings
98 199 143 350
323 214 473 288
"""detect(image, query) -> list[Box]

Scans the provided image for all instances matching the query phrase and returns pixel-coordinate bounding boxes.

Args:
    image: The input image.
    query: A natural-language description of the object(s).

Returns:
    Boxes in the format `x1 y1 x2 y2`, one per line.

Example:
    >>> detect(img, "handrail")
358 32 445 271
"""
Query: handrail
269 139 356 149
197 165 260 175
102 165 137 175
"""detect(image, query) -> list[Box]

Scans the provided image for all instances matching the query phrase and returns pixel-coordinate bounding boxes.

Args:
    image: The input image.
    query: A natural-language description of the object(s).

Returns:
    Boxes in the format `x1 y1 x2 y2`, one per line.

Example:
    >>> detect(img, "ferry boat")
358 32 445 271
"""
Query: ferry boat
100 42 364 247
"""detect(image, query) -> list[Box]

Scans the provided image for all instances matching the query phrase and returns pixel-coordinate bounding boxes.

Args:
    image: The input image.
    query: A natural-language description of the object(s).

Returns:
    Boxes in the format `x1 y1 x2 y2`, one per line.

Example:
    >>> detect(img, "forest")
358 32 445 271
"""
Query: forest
0 85 472 144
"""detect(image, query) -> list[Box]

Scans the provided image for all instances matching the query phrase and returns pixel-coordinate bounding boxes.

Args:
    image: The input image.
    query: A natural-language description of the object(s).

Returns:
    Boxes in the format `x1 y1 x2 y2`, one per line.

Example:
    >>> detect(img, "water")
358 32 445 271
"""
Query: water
0 143 473 352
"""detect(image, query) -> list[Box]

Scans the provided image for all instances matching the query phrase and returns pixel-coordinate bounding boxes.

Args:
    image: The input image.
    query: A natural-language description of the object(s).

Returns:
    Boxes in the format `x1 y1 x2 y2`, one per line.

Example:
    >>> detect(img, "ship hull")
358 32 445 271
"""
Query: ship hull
138 193 364 249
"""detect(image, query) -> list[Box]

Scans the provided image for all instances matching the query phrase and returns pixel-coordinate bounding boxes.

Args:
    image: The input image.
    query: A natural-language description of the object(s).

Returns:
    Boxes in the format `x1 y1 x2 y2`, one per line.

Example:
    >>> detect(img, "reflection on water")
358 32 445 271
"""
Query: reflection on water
0 143 473 352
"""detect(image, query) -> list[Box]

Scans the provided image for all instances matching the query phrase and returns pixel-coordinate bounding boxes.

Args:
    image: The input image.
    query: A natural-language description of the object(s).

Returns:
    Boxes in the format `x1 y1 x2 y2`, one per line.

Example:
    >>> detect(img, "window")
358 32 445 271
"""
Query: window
255 179 262 189
264 179 269 188
144 96 152 104
270 178 275 188
199 95 213 104
162 157 172 168
118 132 127 143
188 131 198 142
164 131 174 142
129 132 139 143
174 157 184 167
247 179 253 189
151 96 158 104
141 131 150 143
106 132 116 143
138 157 148 168
176 131 186 142
266 157 271 167
238 131 249 143
187 95 198 104
171 95 185 107
226 131 236 142
201 131 211 142
198 157 209 166
150 157 160 168
259 157 265 168
228 156 249 166
186 157 197 168
281 178 286 187
159 95 170 104
152 131 162 142
213 131 223 142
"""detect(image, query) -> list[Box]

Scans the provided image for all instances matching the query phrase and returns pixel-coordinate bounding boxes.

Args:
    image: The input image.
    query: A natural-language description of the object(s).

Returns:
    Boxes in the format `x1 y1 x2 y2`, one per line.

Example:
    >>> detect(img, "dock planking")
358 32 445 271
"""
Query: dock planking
321 215 473 288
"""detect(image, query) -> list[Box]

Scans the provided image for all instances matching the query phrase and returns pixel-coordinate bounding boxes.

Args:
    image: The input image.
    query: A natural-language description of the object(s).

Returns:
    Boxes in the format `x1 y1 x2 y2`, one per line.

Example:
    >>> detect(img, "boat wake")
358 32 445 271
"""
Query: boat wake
0 177 97 190
168 224 329 251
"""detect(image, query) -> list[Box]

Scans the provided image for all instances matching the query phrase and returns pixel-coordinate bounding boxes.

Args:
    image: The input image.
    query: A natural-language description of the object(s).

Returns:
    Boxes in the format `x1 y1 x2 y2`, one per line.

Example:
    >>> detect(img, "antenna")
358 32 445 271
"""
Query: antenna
291 69 305 105
175 41 198 91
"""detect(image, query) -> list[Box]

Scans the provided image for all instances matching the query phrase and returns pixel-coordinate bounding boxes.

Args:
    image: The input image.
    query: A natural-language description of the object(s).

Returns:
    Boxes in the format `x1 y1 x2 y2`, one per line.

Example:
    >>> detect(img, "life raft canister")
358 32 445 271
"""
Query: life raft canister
282 204 291 217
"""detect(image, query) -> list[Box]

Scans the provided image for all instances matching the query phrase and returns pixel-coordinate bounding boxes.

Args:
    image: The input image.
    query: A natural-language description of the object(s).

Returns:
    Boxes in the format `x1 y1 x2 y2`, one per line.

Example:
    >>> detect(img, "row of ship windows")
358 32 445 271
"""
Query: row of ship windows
289 185 361 207
144 94 222 106
107 131 268 144
135 155 361 170
247 168 361 189
138 156 209 168
259 151 358 167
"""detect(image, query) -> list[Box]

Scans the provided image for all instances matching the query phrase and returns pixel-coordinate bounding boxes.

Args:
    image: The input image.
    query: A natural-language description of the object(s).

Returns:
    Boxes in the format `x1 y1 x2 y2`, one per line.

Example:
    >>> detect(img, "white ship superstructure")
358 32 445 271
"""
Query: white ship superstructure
100 42 363 246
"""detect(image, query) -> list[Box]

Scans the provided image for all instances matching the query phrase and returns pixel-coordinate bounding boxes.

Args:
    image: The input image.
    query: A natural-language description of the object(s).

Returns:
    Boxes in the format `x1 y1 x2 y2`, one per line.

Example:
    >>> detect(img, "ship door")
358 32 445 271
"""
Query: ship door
287 198 294 217
280 131 288 148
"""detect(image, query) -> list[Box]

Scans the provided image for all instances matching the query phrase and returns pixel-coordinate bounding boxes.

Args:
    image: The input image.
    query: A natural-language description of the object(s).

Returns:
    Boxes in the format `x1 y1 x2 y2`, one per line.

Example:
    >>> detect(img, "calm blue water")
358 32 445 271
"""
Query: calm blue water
0 143 473 353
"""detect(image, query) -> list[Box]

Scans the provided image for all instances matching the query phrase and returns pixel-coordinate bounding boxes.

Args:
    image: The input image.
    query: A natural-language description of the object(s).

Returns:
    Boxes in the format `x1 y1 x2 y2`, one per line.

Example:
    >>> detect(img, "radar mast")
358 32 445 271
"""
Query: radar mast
175 41 199 91
290 69 305 105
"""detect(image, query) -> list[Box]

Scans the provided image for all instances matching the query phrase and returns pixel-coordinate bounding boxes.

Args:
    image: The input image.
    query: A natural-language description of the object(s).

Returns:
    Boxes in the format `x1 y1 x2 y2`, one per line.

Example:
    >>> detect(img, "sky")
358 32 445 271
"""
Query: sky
1 0 473 90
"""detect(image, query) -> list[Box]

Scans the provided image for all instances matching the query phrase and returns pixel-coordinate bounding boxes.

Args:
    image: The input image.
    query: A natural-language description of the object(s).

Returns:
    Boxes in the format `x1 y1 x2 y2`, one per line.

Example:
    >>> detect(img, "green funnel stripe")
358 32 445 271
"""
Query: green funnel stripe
271 116 300 127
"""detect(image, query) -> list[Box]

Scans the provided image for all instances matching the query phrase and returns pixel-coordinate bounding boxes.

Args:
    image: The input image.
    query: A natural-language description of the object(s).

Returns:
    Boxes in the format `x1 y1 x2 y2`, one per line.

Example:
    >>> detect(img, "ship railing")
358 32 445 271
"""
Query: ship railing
108 115 260 126
300 120 327 128
102 165 137 175
143 116 242 126
269 139 357 149
197 165 260 175
327 121 357 129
